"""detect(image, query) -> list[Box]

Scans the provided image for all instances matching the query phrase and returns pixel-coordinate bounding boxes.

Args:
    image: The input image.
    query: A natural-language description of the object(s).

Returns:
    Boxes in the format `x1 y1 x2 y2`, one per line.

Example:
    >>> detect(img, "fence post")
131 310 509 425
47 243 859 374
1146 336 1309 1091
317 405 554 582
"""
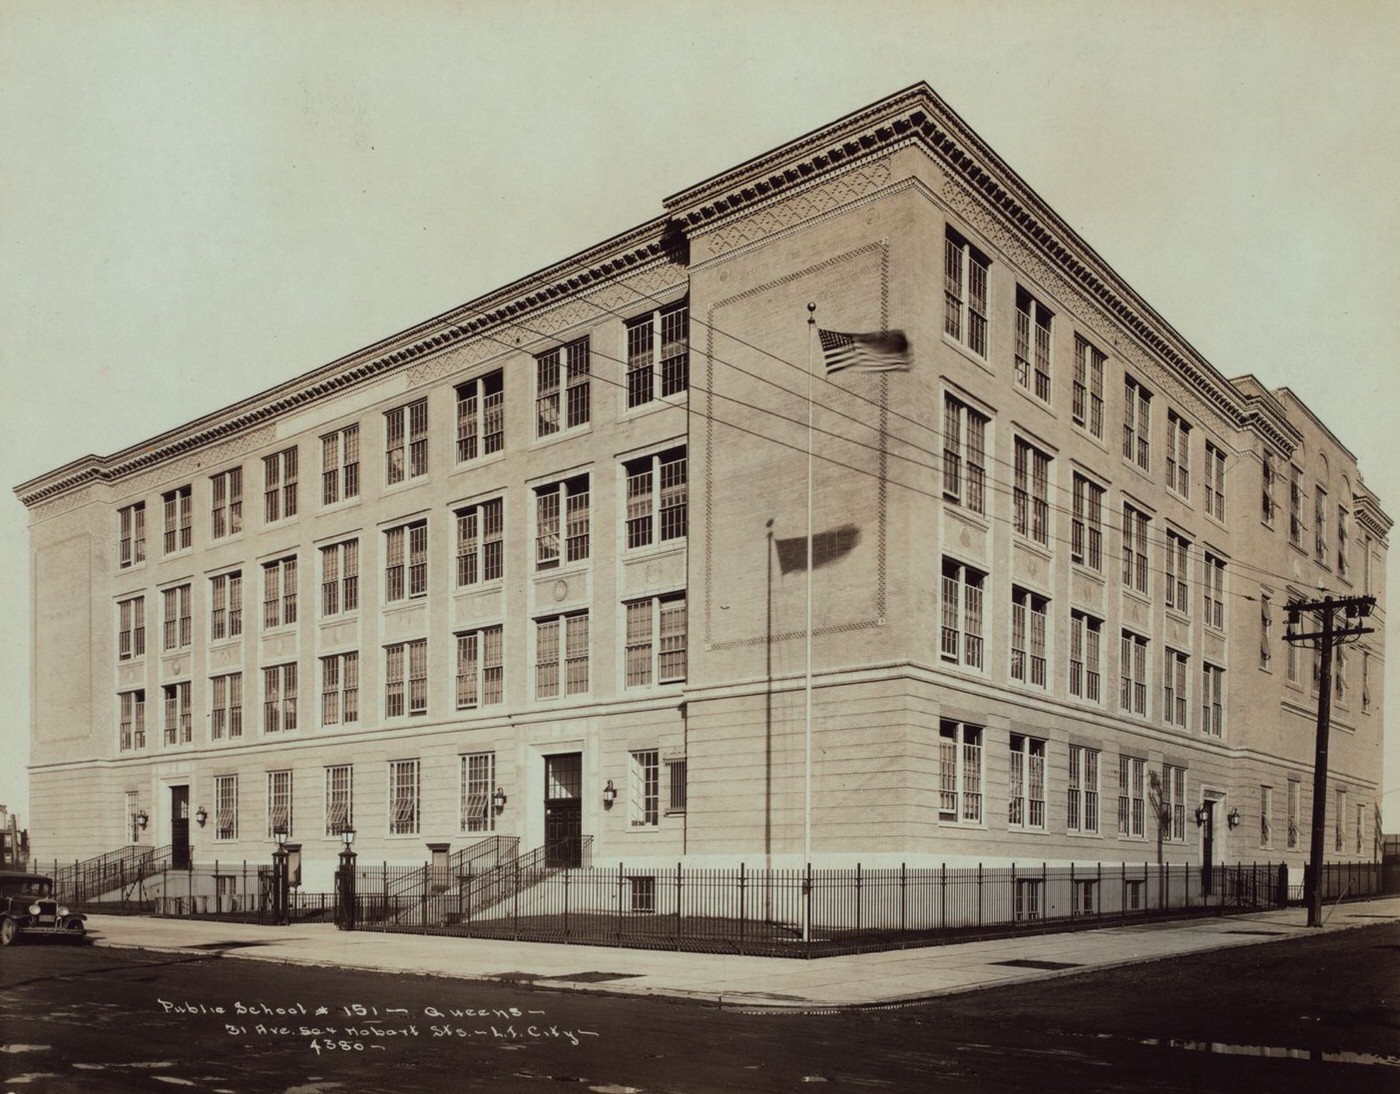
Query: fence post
900 863 907 933
739 863 747 955
1070 861 1076 920
615 864 623 946
674 863 683 951
1041 861 1047 923
940 862 946 931
977 863 983 928
513 854 521 941
804 862 813 959
562 866 571 943
855 863 862 934
1095 861 1102 920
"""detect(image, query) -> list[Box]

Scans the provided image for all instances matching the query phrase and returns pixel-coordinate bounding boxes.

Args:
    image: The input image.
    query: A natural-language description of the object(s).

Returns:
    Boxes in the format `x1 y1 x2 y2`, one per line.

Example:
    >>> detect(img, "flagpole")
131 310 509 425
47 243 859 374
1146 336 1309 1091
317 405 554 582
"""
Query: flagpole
804 302 816 944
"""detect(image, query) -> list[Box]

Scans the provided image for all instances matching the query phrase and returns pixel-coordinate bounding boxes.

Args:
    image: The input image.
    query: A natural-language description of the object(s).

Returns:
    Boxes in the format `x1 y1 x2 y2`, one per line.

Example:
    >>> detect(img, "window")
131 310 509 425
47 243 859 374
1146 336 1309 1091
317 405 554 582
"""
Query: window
1201 662 1224 737
1335 789 1347 853
942 395 988 515
1203 553 1225 630
943 228 988 356
388 760 420 836
1117 755 1145 838
385 397 428 485
1014 286 1053 401
535 474 590 569
1262 451 1276 525
1287 780 1301 849
118 596 145 661
456 371 504 462
455 625 504 709
624 448 687 548
1072 335 1105 438
320 540 359 617
938 720 983 823
1164 531 1189 613
1010 587 1048 688
325 765 353 837
1069 610 1102 702
1013 438 1050 546
1015 879 1043 921
385 639 427 718
667 756 688 814
1334 646 1347 706
536 338 590 437
536 612 589 699
1121 504 1149 595
267 770 292 838
1161 765 1187 842
1260 785 1273 848
210 571 243 641
262 556 298 629
625 302 688 407
940 559 985 669
1163 649 1188 727
321 424 360 505
163 681 191 745
1314 484 1328 562
1120 631 1148 716
1362 650 1371 712
1071 474 1104 570
119 690 146 751
321 651 359 726
1165 410 1191 496
1286 600 1302 684
1259 594 1273 669
1067 745 1099 834
1338 506 1350 578
1123 376 1151 470
263 447 298 523
627 749 661 827
262 662 298 733
161 485 193 554
625 595 687 687
385 520 428 601
214 775 237 840
210 672 242 740
1204 442 1226 520
1357 803 1365 856
1289 464 1304 547
1008 735 1046 829
460 752 496 833
211 468 243 539
455 498 504 586
162 584 191 651
119 502 146 568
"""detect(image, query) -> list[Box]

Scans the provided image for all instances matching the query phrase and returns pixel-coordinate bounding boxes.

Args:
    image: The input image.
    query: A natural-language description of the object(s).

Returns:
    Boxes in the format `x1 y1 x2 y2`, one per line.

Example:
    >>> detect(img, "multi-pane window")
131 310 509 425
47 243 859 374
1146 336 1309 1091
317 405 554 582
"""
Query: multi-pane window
1357 803 1365 856
210 571 243 641
629 749 660 827
940 559 985 669
214 774 238 840
1067 745 1100 834
163 486 192 553
1335 789 1347 853
1262 451 1277 525
536 339 591 437
320 651 359 726
1259 594 1273 669
1071 474 1104 570
320 424 360 505
460 752 496 833
1287 780 1300 849
942 395 988 515
667 756 688 814
1314 484 1328 562
119 690 146 751
325 765 353 837
1362 650 1371 712
1260 785 1273 848
1014 287 1053 401
210 468 243 539
263 447 298 524
388 759 421 836
1069 610 1102 703
1015 879 1044 921
1164 531 1190 613
385 520 428 601
267 770 293 838
1122 504 1149 595
1117 755 1146 838
1120 631 1148 716
1337 506 1350 578
162 584 191 651
1161 764 1187 842
1335 646 1347 706
1288 464 1304 547
119 502 146 568
535 612 589 699
262 662 298 734
1008 735 1046 829
1123 376 1151 470
1163 648 1189 727
320 540 359 617
210 672 242 740
535 475 590 569
1286 600 1303 684
938 721 983 823
162 681 191 745
456 371 505 462
1203 553 1225 630
1204 441 1226 520
943 228 989 356
1072 334 1105 437
1165 410 1191 496
1013 438 1050 546
625 302 689 407
455 499 504 586
455 625 504 710
118 596 145 661
1201 662 1224 737
1010 587 1048 688
385 398 428 485
624 449 687 549
262 556 298 628
624 595 687 687
385 639 427 718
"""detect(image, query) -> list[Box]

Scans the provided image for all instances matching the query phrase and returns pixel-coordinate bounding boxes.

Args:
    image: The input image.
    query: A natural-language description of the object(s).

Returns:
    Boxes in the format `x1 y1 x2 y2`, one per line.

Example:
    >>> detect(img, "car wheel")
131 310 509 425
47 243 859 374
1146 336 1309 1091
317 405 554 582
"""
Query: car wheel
64 918 86 942
0 918 18 946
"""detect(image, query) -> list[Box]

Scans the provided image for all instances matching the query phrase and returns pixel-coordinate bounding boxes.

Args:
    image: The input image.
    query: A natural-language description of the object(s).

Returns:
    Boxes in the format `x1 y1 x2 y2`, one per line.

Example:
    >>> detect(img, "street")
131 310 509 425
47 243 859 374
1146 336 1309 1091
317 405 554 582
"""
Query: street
2 922 1397 1093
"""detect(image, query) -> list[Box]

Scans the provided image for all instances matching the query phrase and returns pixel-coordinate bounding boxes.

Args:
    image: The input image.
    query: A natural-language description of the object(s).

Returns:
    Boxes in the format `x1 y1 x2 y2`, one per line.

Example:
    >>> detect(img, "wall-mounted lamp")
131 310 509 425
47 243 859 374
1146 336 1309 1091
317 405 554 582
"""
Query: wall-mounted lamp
602 779 618 807
1194 805 1209 828
1227 808 1241 830
135 809 149 831
491 787 508 812
194 805 208 828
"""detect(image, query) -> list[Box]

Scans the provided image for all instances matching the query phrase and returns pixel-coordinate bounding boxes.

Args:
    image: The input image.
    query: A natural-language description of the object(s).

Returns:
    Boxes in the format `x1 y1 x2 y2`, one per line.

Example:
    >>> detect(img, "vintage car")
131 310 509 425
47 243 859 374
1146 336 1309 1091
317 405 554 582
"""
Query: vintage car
0 871 86 945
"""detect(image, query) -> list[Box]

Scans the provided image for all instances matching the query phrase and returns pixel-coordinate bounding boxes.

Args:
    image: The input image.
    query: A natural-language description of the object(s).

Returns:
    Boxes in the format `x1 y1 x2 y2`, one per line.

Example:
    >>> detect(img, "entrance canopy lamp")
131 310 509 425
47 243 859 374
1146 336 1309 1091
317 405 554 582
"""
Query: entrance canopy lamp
1194 805 1208 827
602 779 618 807
194 805 208 828
491 787 507 812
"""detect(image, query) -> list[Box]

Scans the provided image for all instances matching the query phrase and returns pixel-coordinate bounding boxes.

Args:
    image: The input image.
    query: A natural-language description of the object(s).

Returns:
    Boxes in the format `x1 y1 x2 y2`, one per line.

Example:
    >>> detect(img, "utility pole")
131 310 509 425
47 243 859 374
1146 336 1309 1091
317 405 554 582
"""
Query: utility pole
1284 594 1374 927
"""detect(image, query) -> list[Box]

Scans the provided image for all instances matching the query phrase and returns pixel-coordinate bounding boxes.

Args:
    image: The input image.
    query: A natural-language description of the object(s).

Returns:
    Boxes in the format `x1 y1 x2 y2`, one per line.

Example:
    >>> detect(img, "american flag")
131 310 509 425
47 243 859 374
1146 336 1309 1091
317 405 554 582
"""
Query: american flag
818 328 912 374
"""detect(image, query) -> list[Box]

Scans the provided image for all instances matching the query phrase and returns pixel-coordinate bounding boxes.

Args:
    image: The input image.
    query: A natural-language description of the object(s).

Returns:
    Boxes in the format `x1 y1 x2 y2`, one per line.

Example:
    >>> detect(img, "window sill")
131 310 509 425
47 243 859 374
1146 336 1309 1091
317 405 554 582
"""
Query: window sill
621 390 689 421
939 332 993 375
453 450 506 475
531 424 592 450
319 496 361 515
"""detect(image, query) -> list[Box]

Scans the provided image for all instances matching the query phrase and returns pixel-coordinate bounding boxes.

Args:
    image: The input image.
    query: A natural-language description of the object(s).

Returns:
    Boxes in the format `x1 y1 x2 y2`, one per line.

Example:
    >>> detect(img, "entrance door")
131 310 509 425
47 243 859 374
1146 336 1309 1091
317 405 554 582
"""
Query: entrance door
1200 799 1215 896
544 753 582 869
171 785 191 869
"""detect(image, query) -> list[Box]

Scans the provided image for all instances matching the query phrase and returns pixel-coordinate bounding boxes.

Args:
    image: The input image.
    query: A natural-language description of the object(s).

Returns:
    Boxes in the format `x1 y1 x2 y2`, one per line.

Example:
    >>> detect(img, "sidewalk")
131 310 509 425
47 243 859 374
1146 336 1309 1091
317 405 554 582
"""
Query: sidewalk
82 896 1400 1010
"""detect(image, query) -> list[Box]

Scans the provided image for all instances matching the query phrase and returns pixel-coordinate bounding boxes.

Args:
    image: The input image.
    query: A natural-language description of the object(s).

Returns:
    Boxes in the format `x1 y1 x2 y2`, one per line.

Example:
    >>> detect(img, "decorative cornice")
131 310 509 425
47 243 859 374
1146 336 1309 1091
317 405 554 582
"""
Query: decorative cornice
1230 376 1303 457
1355 491 1393 541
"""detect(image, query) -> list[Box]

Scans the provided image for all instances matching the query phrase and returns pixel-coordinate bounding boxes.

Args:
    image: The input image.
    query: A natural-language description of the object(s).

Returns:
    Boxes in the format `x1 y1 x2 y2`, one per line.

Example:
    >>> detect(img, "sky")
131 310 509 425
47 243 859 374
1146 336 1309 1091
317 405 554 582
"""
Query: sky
2 0 1398 828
